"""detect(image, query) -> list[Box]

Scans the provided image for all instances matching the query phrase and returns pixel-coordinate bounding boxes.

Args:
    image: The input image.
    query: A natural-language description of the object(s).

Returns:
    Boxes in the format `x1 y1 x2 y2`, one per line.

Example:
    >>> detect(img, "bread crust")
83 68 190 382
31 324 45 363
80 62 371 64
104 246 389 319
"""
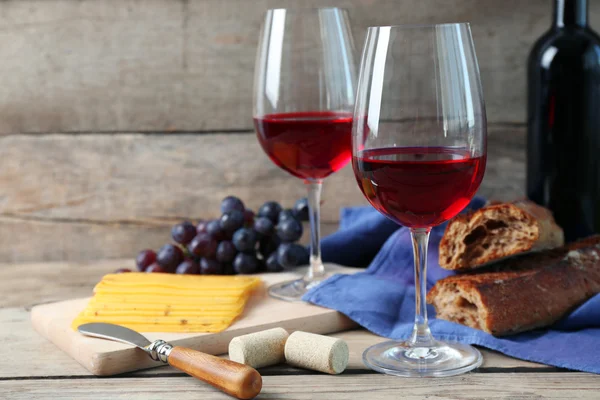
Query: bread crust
439 200 564 271
427 236 600 336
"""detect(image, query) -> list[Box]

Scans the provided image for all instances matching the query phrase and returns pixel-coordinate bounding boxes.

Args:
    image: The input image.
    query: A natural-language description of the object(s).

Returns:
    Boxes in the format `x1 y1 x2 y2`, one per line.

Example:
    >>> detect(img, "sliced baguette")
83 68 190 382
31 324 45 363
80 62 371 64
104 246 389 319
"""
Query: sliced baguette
439 200 564 271
427 236 600 336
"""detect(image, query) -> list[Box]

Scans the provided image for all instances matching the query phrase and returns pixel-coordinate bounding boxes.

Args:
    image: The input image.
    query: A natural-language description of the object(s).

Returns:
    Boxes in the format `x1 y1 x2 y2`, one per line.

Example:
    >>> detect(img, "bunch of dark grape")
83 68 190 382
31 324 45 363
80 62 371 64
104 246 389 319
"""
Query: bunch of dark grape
132 196 310 275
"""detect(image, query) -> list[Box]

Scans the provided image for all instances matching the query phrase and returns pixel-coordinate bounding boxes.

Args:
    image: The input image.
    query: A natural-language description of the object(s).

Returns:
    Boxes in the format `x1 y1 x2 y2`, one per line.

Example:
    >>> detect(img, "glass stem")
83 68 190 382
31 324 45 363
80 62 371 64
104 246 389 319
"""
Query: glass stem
305 180 325 281
408 228 435 347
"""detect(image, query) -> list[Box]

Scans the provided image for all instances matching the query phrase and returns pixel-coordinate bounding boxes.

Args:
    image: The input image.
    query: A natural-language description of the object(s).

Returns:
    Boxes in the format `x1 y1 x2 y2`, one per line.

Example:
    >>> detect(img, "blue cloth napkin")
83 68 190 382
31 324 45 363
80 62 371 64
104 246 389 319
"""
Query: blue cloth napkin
304 198 600 374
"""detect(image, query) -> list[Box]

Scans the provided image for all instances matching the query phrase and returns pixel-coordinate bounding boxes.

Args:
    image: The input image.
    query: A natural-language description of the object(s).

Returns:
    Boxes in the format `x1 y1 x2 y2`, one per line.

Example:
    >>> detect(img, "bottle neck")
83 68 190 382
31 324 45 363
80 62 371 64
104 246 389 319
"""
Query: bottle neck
554 0 588 28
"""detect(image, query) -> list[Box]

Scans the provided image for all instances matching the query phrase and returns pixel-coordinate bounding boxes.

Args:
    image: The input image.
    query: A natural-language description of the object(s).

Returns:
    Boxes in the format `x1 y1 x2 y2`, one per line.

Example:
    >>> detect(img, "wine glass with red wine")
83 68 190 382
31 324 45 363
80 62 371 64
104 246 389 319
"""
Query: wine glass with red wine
352 24 487 376
253 8 356 301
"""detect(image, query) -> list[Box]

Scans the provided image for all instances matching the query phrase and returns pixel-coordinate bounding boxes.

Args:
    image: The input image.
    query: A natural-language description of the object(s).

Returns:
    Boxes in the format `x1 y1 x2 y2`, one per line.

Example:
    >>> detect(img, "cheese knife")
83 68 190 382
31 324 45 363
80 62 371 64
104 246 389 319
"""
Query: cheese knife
77 323 262 399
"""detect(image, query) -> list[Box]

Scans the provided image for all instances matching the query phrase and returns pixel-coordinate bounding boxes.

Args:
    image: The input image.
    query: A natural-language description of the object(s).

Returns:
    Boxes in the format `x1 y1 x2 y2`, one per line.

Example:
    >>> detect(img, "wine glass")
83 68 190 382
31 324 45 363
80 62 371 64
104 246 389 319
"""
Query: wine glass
352 24 487 376
253 8 357 301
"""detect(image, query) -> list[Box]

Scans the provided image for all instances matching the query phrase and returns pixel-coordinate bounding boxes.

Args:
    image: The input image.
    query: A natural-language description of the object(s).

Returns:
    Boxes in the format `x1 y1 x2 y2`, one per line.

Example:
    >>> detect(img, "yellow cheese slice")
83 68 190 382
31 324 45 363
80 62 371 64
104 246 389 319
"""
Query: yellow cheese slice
72 272 262 333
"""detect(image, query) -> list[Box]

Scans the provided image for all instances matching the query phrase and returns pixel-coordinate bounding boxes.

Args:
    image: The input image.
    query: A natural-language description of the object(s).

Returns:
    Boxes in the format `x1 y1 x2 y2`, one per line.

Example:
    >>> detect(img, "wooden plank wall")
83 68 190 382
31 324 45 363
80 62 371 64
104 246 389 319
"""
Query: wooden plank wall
1 0 596 262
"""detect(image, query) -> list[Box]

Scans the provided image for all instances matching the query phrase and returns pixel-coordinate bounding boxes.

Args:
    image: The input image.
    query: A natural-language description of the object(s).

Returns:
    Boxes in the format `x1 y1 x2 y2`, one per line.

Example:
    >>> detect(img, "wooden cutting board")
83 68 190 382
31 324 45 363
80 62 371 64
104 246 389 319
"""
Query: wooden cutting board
31 265 357 376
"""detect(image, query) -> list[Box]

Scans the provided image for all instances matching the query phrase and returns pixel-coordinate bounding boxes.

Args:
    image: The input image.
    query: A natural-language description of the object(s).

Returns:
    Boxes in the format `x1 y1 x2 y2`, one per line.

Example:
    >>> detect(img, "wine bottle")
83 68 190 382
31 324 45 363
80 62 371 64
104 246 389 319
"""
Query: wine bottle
527 0 600 242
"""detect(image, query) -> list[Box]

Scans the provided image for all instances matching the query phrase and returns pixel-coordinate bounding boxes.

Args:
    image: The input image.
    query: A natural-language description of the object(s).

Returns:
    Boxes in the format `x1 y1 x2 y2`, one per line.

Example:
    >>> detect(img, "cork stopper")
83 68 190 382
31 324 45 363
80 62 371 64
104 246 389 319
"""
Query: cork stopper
229 327 289 368
284 331 349 374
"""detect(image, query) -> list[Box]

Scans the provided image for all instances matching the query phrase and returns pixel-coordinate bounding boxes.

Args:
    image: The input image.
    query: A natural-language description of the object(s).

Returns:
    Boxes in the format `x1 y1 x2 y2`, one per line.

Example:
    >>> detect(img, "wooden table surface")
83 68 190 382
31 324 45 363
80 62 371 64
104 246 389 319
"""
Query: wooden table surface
1 259 598 399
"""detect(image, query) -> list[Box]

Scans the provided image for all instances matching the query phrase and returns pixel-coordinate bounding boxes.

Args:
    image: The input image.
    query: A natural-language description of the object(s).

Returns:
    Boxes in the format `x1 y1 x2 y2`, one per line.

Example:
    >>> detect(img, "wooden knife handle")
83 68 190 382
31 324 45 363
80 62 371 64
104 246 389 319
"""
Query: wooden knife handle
167 346 262 399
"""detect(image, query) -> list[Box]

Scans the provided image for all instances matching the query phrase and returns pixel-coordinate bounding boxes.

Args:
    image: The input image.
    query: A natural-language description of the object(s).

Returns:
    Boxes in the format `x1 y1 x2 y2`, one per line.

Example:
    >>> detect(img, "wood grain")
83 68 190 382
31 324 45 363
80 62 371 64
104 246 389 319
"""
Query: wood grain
0 125 524 262
0 0 597 133
0 133 364 223
0 308 549 380
0 131 359 264
0 217 339 265
30 266 357 376
0 259 549 380
2 373 600 399
0 3 593 396
328 330 548 371
168 347 262 400
0 259 125 309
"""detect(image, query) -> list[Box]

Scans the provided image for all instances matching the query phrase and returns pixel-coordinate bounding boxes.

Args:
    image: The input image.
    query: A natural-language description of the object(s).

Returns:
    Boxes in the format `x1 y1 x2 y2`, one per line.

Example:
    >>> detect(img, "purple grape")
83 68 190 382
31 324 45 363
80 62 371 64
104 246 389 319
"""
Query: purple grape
233 253 259 274
259 235 280 257
180 246 194 260
256 258 266 272
206 219 226 241
243 209 255 227
296 245 310 265
276 243 293 266
278 209 296 224
221 196 245 213
222 263 236 275
176 260 200 274
136 249 156 271
258 201 282 223
200 258 224 275
188 233 218 258
156 244 184 272
171 221 197 245
220 210 245 234
216 240 237 263
232 228 258 253
265 253 284 272
115 268 132 274
293 197 310 221
197 220 209 234
146 263 167 273
277 243 309 268
277 218 303 242
254 217 275 237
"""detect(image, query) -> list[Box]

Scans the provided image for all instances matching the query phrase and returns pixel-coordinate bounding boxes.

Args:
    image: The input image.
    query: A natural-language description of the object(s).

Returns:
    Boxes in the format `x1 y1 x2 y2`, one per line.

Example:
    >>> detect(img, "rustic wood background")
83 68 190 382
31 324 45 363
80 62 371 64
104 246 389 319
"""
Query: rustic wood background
1 0 597 263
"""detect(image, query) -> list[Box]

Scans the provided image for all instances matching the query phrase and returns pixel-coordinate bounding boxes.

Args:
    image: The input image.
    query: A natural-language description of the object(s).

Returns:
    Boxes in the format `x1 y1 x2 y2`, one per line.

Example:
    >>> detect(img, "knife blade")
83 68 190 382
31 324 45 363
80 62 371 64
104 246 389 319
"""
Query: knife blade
78 322 151 349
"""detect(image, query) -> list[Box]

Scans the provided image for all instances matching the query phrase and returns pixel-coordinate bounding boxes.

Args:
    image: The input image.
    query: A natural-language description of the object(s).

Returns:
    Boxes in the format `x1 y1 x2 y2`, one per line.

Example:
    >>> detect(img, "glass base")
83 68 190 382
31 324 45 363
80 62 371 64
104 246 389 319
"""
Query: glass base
363 339 482 377
268 276 328 302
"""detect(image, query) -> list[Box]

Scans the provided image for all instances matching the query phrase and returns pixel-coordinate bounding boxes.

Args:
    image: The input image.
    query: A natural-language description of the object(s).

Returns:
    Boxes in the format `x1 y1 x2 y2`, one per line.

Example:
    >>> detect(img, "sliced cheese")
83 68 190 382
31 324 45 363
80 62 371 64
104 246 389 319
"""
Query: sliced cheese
72 272 262 333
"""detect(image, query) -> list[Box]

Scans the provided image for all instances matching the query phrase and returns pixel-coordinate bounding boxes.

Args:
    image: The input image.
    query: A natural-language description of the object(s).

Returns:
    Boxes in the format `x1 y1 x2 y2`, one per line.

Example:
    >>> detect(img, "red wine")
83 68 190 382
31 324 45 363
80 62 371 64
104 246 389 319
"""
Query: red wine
254 111 353 180
353 147 486 228
527 0 600 241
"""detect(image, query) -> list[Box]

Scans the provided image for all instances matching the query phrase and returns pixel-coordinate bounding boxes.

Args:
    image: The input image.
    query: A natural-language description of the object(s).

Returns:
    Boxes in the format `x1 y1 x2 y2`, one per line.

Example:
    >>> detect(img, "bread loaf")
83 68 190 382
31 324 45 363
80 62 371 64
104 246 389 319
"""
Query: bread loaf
427 236 600 336
439 200 564 271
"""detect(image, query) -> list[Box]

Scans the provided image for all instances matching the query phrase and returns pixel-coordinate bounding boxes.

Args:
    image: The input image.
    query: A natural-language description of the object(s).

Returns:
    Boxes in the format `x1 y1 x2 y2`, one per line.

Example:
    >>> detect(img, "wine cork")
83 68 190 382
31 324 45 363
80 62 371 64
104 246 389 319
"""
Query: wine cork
229 327 289 368
284 331 349 374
